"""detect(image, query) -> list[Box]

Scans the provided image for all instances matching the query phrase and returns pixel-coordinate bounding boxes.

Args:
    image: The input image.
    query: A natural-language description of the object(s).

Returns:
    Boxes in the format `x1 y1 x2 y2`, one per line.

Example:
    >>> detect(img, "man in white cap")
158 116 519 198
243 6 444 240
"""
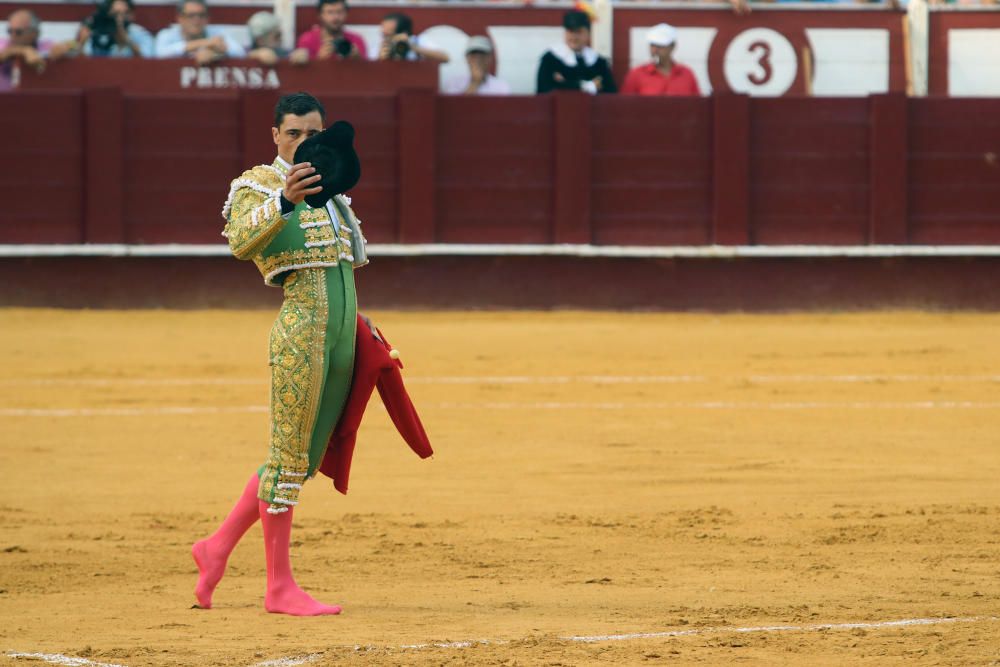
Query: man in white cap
621 23 700 96
443 35 510 96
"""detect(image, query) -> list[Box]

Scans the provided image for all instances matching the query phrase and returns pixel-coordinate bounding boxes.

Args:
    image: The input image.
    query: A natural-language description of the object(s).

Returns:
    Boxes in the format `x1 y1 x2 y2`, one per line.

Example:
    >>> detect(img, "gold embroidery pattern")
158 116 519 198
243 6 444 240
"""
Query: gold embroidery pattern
222 159 365 286
258 268 330 511
223 166 286 260
259 247 352 286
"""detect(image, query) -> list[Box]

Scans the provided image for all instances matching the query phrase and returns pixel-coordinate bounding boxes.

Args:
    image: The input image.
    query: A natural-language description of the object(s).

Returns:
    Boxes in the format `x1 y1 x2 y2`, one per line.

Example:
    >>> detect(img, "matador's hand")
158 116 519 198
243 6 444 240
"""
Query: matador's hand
283 162 323 205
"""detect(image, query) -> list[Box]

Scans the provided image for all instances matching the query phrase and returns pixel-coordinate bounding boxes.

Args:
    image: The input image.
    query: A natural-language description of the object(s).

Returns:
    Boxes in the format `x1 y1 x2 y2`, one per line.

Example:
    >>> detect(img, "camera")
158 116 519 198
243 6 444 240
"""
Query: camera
86 2 127 56
390 39 410 60
383 13 414 61
333 37 352 57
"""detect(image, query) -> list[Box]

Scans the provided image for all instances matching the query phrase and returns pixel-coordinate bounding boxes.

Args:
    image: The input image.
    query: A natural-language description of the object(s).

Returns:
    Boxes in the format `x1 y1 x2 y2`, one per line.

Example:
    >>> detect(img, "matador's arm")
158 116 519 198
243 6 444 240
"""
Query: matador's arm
221 169 287 260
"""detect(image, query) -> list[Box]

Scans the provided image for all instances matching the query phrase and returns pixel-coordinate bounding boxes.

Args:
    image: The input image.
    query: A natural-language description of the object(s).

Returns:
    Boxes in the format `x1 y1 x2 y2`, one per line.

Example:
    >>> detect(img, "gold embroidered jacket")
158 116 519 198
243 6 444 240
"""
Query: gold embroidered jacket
221 160 368 286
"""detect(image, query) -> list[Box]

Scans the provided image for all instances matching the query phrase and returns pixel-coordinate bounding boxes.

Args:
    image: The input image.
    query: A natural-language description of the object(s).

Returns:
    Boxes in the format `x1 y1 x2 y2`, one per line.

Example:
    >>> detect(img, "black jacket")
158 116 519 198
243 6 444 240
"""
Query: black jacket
536 45 617 95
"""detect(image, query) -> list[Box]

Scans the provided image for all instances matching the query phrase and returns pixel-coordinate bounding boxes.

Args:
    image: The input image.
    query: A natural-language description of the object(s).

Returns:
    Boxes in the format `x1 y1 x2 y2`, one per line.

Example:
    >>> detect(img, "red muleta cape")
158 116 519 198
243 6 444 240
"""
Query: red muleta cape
318 315 433 493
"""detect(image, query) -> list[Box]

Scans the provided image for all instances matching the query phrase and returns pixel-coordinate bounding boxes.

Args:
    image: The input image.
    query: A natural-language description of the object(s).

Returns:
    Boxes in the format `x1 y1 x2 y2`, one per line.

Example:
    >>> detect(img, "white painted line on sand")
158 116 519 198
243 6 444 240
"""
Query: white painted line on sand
564 615 1000 643
747 374 1000 384
6 652 128 667
398 640 496 649
0 406 267 417
349 614 999 655
250 654 321 667
4 374 1000 387
436 400 1000 410
0 378 265 387
11 615 1000 667
5 400 1000 418
410 375 708 385
416 374 1000 385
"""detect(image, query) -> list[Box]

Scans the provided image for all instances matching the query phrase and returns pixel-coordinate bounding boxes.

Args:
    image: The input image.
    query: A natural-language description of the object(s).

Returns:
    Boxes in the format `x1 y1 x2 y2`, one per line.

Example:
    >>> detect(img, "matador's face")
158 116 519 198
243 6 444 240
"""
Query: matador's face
272 111 324 165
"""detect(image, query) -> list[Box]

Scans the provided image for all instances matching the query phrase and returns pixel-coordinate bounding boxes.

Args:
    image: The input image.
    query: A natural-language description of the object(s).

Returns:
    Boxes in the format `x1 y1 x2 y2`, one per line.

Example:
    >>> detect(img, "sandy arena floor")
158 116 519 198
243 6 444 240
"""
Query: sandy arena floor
0 308 999 666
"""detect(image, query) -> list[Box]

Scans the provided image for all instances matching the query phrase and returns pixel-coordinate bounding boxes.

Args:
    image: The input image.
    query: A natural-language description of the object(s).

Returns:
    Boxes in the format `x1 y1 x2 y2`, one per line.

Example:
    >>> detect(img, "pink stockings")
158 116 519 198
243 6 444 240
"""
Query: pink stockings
192 473 341 616
258 500 341 616
192 473 260 609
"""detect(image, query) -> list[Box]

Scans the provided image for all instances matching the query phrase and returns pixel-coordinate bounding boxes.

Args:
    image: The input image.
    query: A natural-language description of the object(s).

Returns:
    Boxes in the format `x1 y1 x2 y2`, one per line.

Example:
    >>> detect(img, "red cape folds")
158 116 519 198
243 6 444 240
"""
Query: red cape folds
318 315 433 494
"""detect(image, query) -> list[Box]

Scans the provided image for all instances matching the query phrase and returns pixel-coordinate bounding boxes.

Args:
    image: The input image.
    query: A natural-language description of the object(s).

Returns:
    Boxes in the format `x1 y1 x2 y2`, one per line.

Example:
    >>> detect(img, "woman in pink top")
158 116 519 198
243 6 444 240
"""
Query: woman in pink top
296 0 366 60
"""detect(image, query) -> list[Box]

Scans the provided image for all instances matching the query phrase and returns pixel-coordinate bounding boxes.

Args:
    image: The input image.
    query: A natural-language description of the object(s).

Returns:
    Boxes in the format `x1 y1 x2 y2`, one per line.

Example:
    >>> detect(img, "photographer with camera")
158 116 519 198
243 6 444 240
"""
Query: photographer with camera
72 0 153 58
296 0 366 62
373 13 448 64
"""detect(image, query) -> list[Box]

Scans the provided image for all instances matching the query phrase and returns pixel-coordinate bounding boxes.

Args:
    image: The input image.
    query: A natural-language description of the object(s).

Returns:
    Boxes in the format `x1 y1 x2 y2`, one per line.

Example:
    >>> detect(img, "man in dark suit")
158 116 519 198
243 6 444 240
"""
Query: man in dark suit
536 10 616 95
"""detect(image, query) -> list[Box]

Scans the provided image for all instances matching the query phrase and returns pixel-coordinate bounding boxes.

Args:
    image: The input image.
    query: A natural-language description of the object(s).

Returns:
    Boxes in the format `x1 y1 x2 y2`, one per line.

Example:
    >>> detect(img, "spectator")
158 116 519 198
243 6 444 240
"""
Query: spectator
536 10 616 95
59 0 155 58
621 24 700 96
0 9 50 91
155 0 245 64
730 0 751 15
246 11 307 65
296 0 366 61
371 12 448 64
443 36 510 96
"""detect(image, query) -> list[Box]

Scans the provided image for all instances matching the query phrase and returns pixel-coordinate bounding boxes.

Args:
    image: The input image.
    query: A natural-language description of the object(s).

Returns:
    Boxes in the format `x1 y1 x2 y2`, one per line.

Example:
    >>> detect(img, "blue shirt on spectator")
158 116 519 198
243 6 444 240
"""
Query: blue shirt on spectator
83 23 154 57
154 24 245 58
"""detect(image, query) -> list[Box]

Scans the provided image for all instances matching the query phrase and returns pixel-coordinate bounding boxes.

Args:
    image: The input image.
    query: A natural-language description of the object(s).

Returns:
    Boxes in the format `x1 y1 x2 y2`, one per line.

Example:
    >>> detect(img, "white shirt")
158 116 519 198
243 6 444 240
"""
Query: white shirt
442 73 511 96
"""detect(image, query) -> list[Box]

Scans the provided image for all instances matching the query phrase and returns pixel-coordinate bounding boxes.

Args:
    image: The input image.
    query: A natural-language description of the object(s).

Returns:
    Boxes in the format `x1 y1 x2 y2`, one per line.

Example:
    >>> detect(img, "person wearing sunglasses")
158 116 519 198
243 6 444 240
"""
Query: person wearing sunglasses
0 9 51 91
154 0 244 65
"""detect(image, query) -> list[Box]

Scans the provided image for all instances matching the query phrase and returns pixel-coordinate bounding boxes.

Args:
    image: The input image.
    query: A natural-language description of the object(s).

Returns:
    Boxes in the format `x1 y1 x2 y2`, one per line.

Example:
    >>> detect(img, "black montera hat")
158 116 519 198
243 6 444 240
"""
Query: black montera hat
293 120 361 209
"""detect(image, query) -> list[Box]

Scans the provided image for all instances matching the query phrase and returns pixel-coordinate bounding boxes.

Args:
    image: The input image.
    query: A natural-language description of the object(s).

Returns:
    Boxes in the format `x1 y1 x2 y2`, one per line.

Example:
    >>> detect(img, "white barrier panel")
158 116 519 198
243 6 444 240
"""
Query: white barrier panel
948 29 1000 97
805 28 889 96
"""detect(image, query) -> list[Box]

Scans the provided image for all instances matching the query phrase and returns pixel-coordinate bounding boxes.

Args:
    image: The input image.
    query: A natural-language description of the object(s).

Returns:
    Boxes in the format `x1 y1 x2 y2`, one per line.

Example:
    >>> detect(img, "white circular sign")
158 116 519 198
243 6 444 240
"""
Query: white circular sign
723 28 797 97
419 24 471 93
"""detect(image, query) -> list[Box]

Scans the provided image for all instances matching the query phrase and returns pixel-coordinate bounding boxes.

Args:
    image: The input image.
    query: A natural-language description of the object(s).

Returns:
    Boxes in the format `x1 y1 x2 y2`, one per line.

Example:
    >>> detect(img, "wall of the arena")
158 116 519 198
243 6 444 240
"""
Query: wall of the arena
2 3 999 310
3 2 1000 97
2 91 999 248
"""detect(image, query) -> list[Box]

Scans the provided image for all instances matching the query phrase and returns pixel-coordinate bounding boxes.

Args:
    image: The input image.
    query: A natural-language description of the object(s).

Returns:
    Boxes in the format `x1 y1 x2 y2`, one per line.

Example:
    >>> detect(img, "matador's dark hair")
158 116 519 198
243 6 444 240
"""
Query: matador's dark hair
274 92 327 128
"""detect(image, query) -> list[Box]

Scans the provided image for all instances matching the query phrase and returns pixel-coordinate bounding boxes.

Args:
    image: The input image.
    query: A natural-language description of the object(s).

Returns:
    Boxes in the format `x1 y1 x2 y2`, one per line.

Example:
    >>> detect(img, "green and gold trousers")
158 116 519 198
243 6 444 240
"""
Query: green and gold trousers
257 262 357 513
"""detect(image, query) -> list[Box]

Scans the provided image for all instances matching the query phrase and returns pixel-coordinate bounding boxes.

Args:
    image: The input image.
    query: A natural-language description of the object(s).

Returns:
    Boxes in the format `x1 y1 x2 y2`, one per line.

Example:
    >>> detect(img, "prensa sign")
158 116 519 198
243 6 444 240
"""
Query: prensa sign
179 66 281 90
18 59 439 95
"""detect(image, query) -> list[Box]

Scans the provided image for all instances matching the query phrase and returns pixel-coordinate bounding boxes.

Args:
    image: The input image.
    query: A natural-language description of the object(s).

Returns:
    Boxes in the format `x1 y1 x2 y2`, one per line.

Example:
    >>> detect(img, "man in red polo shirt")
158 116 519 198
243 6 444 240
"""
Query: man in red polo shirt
296 0 366 60
621 23 701 97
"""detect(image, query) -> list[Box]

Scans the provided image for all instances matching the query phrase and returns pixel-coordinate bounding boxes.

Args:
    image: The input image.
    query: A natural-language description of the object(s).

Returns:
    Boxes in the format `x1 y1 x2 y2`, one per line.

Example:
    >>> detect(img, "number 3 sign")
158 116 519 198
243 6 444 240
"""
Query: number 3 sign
709 26 808 96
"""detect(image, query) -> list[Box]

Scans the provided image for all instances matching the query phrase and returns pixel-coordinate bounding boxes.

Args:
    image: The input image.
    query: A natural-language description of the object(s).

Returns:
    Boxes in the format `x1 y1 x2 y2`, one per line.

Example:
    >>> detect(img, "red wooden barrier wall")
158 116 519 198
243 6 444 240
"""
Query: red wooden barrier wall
0 92 84 243
909 99 1000 244
3 92 1000 246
